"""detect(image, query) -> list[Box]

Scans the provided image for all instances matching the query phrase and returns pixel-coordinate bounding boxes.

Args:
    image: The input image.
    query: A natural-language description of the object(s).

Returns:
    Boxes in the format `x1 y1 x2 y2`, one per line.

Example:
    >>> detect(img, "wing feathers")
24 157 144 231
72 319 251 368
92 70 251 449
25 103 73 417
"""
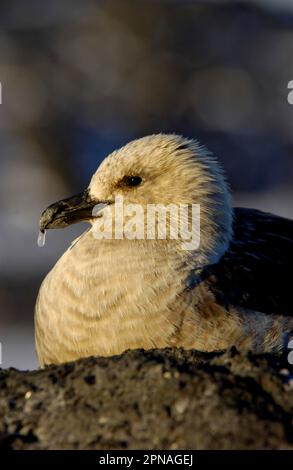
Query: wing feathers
205 207 293 315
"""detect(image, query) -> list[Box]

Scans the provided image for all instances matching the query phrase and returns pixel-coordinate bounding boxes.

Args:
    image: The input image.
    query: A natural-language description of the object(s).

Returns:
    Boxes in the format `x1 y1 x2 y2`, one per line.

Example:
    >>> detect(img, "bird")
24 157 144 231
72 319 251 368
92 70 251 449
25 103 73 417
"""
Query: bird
35 134 293 367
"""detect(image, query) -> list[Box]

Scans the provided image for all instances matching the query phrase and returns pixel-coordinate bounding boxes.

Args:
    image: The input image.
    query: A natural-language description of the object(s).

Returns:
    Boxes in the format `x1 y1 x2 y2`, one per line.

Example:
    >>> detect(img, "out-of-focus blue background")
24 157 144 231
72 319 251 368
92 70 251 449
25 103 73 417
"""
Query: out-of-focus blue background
0 0 293 369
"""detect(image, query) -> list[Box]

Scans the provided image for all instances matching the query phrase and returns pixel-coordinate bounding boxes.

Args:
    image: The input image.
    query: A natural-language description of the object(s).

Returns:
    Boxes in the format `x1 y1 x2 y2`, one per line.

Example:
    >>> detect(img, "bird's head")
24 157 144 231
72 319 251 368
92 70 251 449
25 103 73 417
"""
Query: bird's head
39 134 233 263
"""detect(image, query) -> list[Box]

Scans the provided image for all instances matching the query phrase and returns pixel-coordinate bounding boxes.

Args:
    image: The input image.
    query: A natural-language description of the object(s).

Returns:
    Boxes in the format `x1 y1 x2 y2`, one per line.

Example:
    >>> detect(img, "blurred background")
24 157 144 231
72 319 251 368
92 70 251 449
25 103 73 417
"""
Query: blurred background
0 0 293 369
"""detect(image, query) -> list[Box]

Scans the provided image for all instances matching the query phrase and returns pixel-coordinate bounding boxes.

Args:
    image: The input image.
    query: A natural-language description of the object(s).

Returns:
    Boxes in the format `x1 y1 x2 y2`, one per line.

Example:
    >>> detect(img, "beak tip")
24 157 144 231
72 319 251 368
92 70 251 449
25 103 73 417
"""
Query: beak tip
39 190 96 231
39 205 58 231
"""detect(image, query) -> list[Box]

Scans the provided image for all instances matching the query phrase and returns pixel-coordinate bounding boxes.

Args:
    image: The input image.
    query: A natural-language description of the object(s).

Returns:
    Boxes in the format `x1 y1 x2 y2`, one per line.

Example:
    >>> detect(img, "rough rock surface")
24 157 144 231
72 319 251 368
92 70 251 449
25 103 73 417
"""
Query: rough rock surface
0 348 292 450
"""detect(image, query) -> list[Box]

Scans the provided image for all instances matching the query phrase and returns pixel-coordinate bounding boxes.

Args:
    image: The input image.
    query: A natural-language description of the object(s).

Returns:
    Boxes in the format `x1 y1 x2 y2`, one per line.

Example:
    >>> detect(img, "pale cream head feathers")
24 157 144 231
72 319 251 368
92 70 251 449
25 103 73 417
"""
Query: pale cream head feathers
88 134 233 265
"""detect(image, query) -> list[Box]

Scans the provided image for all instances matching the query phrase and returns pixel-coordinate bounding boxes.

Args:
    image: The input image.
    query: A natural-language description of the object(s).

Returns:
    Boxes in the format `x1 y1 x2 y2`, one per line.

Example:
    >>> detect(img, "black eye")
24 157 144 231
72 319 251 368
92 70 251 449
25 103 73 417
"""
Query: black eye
125 176 142 187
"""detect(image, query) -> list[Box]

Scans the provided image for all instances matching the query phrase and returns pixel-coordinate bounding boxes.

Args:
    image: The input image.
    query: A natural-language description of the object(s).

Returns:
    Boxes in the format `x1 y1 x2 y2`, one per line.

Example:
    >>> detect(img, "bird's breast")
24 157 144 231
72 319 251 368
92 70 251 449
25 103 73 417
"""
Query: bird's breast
35 232 191 366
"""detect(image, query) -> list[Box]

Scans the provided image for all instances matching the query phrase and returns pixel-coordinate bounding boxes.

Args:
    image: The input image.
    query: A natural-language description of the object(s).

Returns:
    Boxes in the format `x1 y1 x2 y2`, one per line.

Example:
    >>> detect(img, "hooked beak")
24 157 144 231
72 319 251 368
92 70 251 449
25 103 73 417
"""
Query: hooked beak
39 189 109 231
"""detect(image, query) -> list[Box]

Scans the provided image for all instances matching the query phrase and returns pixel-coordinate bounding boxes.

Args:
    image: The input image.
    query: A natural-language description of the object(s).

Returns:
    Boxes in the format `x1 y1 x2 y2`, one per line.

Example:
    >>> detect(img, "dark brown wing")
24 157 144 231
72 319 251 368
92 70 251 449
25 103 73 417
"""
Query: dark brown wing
205 207 293 315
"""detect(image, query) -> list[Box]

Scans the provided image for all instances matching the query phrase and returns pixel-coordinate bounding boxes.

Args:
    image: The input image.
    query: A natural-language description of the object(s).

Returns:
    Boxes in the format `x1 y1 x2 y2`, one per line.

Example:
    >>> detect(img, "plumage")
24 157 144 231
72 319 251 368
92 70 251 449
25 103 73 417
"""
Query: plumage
35 134 293 366
206 208 293 315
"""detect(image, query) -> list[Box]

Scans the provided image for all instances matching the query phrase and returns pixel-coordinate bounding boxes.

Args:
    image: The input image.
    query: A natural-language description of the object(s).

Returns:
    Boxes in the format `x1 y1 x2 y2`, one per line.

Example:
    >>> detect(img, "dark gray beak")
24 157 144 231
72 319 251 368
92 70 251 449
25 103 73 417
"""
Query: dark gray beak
39 189 103 231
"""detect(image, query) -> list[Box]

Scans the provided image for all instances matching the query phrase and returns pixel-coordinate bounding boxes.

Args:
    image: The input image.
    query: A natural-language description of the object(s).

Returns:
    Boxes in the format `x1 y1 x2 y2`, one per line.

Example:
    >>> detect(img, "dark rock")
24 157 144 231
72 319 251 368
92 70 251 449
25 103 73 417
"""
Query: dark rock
0 348 292 450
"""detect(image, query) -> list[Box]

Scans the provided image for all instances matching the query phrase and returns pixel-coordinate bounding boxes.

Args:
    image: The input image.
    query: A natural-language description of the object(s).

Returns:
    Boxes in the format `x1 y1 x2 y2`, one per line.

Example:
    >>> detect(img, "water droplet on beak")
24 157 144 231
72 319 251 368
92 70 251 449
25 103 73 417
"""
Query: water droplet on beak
38 230 46 247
